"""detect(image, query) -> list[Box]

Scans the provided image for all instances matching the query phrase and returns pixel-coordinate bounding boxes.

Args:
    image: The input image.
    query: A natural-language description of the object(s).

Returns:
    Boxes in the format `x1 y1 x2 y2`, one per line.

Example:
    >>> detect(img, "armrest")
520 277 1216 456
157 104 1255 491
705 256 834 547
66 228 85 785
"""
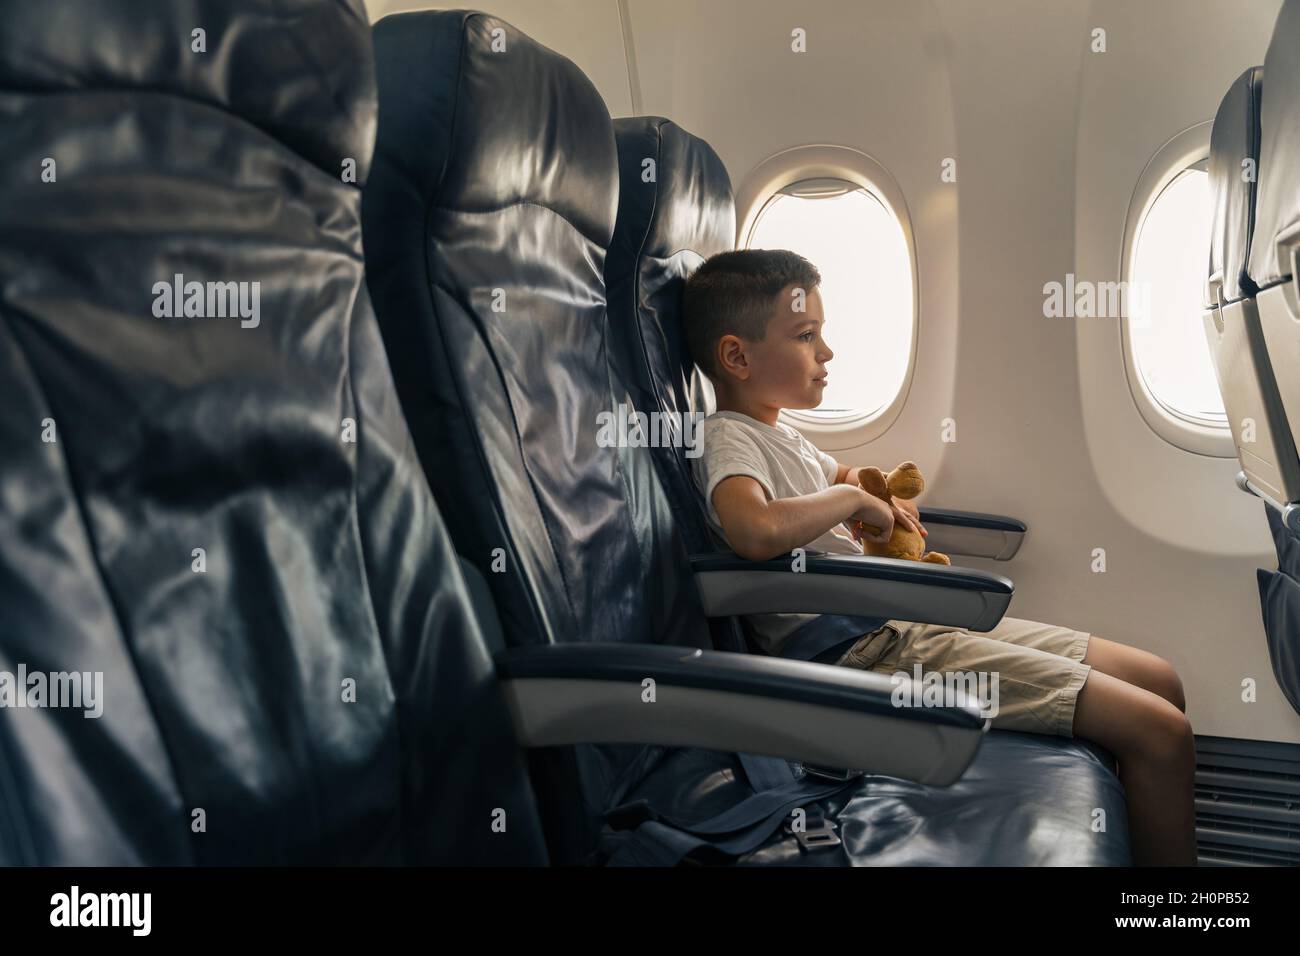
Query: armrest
917 507 1027 559
497 643 985 786
690 552 1013 631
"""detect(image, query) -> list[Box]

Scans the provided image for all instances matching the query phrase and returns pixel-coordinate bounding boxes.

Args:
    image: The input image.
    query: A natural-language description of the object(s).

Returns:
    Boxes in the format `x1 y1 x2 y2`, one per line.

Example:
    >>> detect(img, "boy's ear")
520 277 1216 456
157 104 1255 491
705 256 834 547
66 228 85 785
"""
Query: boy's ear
716 334 750 381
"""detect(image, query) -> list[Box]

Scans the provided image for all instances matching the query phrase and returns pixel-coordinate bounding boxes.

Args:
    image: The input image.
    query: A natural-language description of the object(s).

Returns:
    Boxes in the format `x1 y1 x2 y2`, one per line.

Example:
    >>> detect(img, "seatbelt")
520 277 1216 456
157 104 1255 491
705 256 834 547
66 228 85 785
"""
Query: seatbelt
603 752 854 865
602 618 895 864
604 779 850 865
777 613 891 663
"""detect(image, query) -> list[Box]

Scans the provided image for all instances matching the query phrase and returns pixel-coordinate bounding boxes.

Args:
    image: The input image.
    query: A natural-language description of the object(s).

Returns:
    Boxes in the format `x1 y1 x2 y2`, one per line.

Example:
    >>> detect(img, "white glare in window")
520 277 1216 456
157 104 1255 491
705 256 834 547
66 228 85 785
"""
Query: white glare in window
746 185 913 418
1129 169 1225 423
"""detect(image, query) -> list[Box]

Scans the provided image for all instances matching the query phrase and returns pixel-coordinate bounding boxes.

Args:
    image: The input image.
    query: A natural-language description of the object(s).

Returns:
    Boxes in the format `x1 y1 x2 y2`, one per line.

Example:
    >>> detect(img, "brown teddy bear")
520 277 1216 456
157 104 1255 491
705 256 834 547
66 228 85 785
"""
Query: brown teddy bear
852 460 950 565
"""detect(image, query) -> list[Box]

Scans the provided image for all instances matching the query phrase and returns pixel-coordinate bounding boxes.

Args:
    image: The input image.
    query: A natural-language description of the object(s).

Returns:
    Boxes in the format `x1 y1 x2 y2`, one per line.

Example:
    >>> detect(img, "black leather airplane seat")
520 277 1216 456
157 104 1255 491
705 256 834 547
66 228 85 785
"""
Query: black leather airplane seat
606 116 735 552
0 0 546 864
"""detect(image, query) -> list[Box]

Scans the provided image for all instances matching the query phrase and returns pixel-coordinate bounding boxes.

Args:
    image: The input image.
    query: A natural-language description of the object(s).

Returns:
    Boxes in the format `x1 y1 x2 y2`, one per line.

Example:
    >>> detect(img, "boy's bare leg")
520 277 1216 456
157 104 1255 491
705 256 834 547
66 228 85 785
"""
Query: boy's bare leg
1082 636 1186 712
1072 671 1198 866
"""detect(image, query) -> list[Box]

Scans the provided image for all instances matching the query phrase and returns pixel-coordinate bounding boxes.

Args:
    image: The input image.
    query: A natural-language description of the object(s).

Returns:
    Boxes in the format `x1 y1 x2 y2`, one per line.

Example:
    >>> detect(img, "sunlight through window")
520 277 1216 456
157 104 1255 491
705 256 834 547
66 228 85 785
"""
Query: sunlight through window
746 183 913 419
1129 168 1225 424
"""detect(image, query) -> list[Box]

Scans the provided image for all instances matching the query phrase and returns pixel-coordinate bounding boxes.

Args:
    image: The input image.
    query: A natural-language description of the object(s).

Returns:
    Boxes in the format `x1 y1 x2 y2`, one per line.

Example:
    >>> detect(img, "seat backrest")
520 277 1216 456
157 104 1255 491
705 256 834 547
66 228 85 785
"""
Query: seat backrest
1207 67 1264 307
605 117 736 554
0 0 545 865
1203 64 1300 511
1248 0 1300 293
361 10 717 860
1246 0 1300 523
604 117 754 654
362 13 711 654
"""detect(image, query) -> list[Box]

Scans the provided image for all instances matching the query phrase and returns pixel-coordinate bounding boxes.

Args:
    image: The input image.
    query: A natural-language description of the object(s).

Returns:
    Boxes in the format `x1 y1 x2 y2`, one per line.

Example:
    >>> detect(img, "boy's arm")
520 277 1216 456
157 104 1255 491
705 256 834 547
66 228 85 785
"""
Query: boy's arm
712 475 893 561
832 463 927 537
833 462 861 487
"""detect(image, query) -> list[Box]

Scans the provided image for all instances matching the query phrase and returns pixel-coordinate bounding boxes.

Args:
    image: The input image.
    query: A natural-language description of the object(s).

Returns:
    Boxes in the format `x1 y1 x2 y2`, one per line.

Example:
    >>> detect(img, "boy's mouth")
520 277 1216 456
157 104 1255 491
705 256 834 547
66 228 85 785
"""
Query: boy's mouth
812 374 828 385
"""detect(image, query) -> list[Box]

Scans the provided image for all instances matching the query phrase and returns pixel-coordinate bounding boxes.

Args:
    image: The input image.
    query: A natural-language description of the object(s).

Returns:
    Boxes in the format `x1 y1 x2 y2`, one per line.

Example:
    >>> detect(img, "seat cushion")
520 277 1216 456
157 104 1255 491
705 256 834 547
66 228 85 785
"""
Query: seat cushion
615 732 1129 866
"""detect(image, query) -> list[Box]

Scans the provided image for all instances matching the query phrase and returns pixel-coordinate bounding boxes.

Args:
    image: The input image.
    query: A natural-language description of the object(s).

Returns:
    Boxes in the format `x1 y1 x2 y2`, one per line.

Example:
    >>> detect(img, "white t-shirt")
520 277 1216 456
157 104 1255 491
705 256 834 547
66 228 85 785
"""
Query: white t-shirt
691 409 864 653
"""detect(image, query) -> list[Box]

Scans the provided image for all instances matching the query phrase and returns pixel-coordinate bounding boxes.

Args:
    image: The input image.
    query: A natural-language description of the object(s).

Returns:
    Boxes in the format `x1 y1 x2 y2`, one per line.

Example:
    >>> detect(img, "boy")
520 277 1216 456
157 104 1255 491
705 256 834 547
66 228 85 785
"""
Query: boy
681 249 1196 867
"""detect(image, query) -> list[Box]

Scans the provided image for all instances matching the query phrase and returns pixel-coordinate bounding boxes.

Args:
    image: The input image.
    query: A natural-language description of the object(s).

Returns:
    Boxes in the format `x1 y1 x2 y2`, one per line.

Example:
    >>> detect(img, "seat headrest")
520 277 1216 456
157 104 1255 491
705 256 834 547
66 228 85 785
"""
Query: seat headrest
1249 0 1300 288
606 117 733 417
0 0 375 184
604 118 734 556
611 117 735 266
1207 66 1264 305
369 9 617 247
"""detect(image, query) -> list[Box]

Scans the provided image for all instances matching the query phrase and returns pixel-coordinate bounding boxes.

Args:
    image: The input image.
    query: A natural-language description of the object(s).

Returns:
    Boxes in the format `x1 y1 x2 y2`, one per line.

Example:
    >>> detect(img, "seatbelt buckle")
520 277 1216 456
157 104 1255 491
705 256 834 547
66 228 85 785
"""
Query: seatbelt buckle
604 799 660 830
796 762 865 783
783 805 841 851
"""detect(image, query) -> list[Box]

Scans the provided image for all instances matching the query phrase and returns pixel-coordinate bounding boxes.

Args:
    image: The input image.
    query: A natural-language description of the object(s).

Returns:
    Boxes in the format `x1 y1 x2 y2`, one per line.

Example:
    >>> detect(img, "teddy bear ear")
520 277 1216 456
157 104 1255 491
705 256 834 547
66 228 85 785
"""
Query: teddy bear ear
859 466 889 496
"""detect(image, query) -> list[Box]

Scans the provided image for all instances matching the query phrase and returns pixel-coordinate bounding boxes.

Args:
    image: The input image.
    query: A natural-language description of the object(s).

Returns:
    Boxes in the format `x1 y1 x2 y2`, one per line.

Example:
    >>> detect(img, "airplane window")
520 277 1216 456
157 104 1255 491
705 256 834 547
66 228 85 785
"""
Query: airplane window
745 180 913 420
1127 167 1226 426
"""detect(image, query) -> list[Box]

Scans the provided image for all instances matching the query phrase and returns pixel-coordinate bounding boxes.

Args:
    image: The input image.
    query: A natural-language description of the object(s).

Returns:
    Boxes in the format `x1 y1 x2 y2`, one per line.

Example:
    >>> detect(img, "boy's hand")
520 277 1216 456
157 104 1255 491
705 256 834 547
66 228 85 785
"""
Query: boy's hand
852 498 925 545
893 496 927 537
849 493 895 545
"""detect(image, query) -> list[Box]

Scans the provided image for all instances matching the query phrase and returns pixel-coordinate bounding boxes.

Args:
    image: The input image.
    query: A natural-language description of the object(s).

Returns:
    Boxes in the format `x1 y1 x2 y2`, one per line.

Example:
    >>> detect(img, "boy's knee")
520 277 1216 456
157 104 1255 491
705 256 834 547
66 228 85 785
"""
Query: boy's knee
1151 658 1186 713
1133 701 1194 764
1095 636 1185 713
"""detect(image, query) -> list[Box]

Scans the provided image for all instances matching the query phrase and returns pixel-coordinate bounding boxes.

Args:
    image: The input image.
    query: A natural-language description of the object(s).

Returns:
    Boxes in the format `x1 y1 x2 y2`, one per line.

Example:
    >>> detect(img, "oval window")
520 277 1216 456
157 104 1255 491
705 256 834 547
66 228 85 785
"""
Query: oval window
745 179 914 420
1127 166 1225 426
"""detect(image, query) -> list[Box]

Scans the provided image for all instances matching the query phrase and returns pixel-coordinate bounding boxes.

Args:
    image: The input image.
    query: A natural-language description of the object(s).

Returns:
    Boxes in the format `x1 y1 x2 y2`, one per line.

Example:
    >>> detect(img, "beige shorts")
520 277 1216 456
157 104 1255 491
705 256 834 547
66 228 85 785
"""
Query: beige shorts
835 616 1093 737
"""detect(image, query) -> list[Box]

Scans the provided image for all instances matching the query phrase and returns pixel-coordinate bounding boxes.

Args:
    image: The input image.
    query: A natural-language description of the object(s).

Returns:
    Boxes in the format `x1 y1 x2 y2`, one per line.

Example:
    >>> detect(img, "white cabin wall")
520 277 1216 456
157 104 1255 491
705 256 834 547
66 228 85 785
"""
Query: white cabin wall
363 0 1299 743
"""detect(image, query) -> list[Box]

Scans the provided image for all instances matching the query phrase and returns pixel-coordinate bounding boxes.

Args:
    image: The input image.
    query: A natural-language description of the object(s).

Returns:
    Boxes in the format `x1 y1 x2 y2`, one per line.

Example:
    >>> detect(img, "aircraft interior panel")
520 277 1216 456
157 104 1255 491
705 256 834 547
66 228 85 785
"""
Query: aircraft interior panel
3 0 1300 919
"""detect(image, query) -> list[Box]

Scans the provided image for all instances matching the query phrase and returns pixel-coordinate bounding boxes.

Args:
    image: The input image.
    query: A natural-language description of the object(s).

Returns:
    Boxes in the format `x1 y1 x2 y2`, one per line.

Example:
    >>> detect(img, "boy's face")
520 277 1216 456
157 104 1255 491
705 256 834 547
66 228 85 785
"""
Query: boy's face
718 284 833 410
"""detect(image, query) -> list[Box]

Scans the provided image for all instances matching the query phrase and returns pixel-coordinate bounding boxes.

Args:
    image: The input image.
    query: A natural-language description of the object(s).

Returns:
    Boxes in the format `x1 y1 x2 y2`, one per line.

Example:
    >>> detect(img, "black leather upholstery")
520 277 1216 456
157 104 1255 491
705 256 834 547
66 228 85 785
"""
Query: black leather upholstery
363 11 707 657
363 9 715 863
628 732 1129 866
1208 67 1264 305
0 0 545 864
606 117 735 554
0 0 377 185
605 117 750 657
1249 0 1300 288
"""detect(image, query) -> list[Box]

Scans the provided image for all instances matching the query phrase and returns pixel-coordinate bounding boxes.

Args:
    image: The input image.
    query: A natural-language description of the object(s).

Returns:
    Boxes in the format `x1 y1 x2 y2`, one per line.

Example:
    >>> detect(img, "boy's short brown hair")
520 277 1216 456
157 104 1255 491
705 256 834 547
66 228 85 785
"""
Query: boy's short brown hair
681 249 821 379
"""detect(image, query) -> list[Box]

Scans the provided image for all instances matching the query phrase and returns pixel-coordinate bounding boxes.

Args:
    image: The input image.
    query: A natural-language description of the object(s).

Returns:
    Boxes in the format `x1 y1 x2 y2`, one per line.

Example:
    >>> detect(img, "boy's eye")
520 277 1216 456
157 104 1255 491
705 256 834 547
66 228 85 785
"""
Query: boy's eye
799 331 814 342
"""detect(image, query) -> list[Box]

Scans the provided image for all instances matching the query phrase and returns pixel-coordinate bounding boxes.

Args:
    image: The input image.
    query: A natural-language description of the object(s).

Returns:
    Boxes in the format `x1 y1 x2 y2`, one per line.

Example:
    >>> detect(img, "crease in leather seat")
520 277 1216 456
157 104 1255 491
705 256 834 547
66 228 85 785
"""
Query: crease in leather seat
363 10 1130 865
601 116 1130 865
0 0 546 864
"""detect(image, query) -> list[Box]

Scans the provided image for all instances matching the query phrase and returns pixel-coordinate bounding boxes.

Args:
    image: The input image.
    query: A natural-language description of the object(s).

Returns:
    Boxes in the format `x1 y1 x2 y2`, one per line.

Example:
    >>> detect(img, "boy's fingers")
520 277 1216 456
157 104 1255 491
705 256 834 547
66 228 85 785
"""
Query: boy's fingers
892 506 916 533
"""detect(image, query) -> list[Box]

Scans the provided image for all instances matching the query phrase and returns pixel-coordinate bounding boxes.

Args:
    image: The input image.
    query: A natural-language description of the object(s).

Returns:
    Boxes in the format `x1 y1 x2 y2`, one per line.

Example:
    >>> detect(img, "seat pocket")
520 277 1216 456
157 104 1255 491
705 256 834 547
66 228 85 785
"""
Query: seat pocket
1257 567 1300 718
1264 503 1300 578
